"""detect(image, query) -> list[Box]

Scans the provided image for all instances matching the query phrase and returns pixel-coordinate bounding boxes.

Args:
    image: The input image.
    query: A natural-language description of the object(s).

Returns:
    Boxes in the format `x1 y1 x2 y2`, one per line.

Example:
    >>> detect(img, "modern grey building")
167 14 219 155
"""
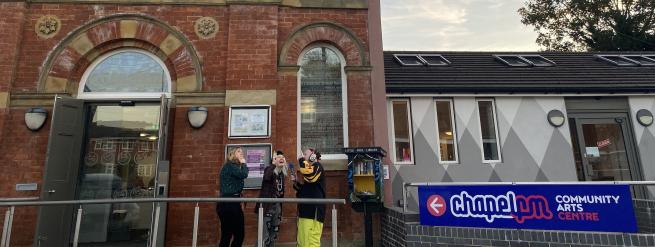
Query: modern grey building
384 51 655 209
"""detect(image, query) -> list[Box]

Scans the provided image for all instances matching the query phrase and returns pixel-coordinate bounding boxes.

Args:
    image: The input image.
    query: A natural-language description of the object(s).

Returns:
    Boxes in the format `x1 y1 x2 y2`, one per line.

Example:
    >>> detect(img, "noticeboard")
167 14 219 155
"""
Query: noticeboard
225 143 272 189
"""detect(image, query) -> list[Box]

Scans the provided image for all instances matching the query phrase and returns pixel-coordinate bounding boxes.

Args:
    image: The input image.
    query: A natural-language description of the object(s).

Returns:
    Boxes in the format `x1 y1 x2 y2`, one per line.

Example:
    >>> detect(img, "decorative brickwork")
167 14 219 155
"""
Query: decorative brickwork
279 22 368 67
39 14 203 94
0 2 379 247
34 15 61 39
194 17 219 39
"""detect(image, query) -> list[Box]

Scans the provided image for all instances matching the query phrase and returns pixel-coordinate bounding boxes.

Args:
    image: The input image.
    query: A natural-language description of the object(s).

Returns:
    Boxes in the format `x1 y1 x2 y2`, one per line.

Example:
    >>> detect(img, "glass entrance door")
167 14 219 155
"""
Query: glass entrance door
569 115 641 182
77 103 161 246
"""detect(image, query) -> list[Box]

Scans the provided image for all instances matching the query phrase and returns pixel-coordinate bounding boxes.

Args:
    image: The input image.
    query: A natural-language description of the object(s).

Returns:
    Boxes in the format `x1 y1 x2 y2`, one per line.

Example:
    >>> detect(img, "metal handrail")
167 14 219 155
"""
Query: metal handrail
0 197 346 247
0 197 346 207
0 197 38 202
402 181 655 213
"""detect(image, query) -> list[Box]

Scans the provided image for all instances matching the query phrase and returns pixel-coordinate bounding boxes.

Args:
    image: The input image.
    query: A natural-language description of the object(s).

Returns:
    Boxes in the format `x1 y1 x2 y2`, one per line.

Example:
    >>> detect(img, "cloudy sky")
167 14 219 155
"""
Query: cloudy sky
381 0 540 51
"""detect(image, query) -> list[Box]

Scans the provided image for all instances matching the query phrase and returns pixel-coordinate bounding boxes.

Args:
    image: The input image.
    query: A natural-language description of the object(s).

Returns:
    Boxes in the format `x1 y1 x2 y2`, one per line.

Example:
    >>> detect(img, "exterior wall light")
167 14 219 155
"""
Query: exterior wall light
25 107 48 131
636 109 654 127
187 106 208 129
547 110 565 127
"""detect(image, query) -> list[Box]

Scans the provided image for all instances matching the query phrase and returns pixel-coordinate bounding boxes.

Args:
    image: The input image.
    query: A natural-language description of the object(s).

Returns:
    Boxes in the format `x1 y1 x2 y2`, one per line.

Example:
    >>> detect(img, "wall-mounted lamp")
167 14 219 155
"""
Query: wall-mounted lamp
25 107 48 131
636 109 653 127
187 106 208 129
547 110 565 127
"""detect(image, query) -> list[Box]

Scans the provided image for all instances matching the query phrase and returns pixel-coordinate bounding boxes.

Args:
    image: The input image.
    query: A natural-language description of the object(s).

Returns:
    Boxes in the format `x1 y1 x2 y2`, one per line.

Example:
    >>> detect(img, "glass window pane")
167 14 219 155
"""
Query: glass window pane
581 123 632 181
478 100 500 161
521 55 555 66
623 55 655 66
436 101 456 162
419 55 449 66
394 54 423 66
599 55 637 66
85 51 168 93
78 104 160 245
497 55 530 66
392 101 412 163
300 47 344 154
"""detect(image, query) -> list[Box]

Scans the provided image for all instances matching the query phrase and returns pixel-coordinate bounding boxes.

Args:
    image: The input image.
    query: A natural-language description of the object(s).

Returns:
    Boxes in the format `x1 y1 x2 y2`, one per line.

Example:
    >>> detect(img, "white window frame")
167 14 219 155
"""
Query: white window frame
78 48 172 99
434 99 458 164
296 44 349 160
476 98 502 163
388 99 414 165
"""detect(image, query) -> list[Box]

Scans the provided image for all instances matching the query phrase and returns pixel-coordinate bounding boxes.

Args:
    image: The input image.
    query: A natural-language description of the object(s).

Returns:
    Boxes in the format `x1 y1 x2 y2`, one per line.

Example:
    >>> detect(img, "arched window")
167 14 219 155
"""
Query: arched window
79 49 171 98
298 45 348 157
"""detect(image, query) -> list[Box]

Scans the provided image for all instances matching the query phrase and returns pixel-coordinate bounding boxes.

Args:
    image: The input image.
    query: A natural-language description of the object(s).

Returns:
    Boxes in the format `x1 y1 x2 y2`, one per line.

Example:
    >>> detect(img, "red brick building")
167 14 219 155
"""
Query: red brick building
0 0 388 246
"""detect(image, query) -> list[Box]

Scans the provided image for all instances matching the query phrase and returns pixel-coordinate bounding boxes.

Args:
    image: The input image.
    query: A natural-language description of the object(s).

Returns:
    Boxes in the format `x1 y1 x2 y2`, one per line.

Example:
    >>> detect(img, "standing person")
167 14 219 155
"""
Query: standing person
294 148 325 247
217 146 248 247
255 150 289 247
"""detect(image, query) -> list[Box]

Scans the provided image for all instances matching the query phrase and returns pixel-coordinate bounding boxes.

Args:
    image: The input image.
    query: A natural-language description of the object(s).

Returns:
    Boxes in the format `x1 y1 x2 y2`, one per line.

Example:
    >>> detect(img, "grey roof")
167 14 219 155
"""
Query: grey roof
384 51 655 94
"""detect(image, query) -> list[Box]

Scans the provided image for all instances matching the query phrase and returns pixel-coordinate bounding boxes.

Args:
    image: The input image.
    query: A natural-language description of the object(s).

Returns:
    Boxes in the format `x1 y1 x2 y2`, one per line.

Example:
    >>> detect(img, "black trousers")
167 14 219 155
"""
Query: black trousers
217 202 245 247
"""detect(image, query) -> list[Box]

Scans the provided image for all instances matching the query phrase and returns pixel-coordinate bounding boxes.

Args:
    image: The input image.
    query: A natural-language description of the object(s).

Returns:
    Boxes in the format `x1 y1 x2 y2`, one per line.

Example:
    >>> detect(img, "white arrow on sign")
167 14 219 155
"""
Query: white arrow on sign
430 196 444 214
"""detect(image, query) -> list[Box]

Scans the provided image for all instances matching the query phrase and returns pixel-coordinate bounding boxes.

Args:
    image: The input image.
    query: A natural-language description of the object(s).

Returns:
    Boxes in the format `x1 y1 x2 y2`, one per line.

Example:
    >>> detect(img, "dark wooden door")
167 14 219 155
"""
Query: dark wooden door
34 96 86 247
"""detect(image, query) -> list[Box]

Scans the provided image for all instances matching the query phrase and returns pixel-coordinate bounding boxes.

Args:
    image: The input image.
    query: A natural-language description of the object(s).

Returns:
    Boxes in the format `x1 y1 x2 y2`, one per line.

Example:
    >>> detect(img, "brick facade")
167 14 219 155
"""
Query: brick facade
0 1 382 246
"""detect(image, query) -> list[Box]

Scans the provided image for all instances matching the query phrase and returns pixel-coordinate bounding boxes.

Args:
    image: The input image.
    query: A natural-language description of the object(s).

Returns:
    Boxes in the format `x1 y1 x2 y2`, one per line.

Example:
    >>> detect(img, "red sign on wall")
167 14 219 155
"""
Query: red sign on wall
597 139 611 148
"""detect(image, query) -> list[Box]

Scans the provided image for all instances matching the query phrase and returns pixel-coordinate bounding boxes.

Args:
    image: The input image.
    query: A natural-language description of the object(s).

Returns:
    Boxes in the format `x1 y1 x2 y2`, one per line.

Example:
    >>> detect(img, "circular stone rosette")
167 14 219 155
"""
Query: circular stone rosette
194 17 218 39
35 15 61 39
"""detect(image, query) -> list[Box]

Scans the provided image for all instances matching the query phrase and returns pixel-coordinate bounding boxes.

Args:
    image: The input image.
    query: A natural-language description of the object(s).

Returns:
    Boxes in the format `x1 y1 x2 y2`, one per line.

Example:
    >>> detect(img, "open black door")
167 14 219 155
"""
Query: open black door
34 96 86 247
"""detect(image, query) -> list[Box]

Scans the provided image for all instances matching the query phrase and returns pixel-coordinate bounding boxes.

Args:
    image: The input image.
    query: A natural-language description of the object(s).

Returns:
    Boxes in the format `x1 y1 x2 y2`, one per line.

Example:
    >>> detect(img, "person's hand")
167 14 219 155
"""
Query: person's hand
238 157 246 164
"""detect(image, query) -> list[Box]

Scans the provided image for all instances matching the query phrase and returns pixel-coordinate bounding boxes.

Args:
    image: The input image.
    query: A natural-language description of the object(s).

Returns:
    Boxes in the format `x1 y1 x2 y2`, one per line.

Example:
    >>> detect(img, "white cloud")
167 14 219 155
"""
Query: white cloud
382 0 467 24
381 0 539 51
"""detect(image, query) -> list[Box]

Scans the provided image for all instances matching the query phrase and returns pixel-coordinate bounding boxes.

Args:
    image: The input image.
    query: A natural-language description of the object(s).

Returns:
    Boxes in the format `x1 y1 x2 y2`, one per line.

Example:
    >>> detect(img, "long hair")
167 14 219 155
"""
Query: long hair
227 146 243 164
273 150 288 176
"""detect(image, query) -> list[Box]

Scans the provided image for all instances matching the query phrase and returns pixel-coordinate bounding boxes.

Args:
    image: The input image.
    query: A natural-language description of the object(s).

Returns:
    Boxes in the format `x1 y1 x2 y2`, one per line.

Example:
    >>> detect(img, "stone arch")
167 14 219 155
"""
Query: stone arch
39 13 202 94
279 22 368 67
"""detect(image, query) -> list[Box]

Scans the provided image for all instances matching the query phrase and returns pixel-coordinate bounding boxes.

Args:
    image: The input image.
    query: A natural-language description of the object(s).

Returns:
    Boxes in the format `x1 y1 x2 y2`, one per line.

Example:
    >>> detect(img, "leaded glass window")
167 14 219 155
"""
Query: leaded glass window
299 46 347 155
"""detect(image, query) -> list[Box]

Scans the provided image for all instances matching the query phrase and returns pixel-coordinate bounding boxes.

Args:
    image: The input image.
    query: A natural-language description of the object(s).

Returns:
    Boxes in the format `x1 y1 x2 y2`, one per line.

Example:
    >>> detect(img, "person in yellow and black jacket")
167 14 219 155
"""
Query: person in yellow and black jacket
293 148 325 247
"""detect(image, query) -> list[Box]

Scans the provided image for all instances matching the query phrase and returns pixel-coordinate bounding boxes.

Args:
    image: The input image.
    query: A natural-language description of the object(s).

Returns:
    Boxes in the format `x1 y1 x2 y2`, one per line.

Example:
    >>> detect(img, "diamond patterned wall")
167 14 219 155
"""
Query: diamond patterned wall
390 96 578 209
629 96 655 197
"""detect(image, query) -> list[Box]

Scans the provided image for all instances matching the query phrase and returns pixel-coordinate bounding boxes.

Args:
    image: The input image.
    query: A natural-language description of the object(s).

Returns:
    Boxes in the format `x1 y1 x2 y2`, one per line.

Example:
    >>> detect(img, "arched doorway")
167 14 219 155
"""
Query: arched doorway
36 49 172 247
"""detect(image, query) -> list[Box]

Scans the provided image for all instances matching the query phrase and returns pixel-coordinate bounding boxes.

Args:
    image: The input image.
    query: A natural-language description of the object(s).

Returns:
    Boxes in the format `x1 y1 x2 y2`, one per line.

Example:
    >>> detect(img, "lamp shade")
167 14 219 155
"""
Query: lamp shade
547 110 565 127
637 109 654 127
187 106 208 129
25 107 48 131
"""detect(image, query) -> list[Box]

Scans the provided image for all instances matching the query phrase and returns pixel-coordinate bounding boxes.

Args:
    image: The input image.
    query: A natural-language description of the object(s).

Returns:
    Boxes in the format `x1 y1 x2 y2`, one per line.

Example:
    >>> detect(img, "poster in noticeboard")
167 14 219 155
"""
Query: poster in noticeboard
228 105 271 139
225 143 272 189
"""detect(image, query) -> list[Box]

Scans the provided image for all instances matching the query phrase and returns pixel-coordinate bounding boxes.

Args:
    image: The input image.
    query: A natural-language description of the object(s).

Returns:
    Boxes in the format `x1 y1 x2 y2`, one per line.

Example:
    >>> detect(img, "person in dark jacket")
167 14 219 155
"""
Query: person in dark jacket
293 148 325 247
217 146 248 247
254 150 288 247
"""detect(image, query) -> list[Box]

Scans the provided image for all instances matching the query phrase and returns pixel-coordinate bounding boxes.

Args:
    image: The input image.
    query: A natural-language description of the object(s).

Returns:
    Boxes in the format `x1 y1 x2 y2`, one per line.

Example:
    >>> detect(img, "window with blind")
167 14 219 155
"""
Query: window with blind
477 99 502 162
390 99 413 164
435 99 458 163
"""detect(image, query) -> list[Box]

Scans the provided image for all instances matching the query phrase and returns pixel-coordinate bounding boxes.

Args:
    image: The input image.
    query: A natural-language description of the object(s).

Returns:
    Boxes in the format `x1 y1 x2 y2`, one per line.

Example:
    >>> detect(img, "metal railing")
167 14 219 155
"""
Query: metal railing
0 197 346 247
402 181 655 213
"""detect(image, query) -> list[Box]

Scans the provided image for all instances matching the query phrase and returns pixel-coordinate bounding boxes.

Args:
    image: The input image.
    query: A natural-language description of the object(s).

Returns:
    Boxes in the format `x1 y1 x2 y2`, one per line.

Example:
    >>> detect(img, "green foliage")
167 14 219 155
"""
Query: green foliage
519 0 655 51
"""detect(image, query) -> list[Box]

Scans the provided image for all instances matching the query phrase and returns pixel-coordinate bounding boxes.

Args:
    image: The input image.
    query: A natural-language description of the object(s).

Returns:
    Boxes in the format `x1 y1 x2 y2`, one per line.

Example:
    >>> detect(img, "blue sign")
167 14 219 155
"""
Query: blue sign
418 185 637 233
